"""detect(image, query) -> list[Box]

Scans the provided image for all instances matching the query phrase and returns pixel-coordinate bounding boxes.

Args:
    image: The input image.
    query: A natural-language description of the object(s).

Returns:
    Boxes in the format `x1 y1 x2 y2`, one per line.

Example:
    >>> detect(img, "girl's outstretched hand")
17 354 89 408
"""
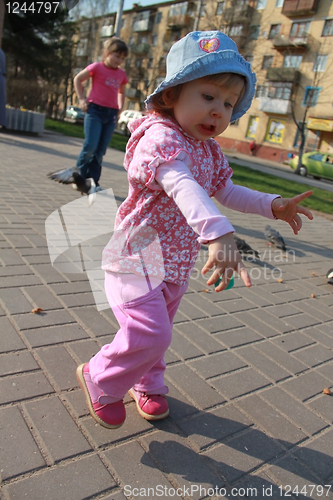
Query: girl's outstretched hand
201 232 252 292
271 191 313 235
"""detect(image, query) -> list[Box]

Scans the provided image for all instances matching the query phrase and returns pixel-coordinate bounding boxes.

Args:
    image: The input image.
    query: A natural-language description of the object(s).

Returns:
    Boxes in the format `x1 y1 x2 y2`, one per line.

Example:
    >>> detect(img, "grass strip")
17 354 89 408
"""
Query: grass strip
45 119 333 214
45 118 128 151
230 162 333 215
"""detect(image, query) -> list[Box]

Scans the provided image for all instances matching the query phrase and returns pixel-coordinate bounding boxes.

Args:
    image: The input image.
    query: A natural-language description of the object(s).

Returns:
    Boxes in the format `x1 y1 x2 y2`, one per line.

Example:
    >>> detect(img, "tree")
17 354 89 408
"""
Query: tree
2 8 77 115
196 0 257 53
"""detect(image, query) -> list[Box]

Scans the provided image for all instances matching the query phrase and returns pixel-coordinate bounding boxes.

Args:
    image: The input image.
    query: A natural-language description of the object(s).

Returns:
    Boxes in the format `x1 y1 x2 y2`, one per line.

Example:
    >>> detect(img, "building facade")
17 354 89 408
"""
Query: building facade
75 0 333 161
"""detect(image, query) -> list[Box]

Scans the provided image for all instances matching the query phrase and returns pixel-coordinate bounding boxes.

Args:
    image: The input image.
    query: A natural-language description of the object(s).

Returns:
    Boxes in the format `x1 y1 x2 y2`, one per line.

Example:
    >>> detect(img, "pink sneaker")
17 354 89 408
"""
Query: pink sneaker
129 388 169 421
76 363 125 429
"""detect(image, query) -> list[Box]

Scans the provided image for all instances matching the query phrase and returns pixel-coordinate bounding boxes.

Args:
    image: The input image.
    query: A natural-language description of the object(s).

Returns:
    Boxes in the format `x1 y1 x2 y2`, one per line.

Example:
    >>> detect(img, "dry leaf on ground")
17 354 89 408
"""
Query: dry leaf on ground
31 307 44 314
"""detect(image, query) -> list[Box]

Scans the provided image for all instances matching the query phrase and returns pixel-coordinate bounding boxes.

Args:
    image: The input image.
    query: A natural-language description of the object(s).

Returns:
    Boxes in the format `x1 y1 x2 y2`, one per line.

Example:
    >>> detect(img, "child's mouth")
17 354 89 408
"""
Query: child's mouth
199 124 216 135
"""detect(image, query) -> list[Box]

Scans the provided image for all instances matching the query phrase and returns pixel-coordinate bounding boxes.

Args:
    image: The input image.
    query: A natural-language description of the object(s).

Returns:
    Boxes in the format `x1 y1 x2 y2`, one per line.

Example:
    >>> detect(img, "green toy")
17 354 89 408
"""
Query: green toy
214 275 234 290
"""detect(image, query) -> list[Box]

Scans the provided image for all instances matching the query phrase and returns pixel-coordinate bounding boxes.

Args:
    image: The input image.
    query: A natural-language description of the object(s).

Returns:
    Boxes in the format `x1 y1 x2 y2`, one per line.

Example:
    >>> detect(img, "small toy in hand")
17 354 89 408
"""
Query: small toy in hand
214 275 234 290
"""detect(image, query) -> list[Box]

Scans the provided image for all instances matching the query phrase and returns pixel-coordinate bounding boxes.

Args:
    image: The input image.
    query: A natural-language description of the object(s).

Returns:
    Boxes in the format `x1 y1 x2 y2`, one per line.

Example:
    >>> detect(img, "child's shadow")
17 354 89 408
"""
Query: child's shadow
140 397 331 498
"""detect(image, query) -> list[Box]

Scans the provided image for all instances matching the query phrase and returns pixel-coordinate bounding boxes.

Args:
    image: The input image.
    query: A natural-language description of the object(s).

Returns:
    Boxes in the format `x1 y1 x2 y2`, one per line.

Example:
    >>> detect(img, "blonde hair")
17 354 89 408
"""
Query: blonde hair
150 73 246 118
102 37 128 60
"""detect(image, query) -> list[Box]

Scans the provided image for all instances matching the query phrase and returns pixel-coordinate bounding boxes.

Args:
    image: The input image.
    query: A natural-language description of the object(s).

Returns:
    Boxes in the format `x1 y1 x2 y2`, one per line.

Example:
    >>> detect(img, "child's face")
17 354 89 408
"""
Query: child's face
170 77 243 141
104 51 126 69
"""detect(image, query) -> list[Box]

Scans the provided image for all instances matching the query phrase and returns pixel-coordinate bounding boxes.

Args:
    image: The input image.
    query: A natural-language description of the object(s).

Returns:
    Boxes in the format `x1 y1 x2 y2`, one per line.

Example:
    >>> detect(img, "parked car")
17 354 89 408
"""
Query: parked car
290 151 333 181
66 106 85 123
117 110 143 135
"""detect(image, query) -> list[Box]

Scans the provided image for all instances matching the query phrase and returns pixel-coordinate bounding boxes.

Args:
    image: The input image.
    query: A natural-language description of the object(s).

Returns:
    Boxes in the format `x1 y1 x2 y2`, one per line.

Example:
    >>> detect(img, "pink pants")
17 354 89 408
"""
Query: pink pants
89 272 188 400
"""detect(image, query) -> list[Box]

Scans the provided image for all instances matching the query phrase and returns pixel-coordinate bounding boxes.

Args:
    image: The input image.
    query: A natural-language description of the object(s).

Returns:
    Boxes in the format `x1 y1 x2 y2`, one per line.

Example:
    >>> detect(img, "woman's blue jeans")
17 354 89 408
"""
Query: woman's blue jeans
76 103 118 184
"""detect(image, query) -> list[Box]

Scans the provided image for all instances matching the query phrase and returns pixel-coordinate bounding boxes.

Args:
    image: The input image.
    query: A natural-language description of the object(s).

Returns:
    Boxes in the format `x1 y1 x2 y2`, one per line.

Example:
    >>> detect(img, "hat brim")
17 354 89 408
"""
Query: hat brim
145 50 256 122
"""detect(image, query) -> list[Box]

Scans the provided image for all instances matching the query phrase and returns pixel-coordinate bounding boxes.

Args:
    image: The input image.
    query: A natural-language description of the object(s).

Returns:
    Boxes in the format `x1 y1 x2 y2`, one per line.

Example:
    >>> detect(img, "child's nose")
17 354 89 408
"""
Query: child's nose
211 105 223 118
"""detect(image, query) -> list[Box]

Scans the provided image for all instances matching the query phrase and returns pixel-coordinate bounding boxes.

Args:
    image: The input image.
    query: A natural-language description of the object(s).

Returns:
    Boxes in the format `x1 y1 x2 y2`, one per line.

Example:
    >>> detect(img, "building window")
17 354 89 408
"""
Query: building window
268 82 292 100
155 12 162 23
275 0 284 7
268 24 281 39
229 25 243 36
265 118 286 144
313 54 328 72
303 86 321 106
147 58 153 69
262 55 273 69
257 0 267 9
133 10 149 24
290 21 310 39
293 124 318 150
216 1 225 14
169 2 188 16
250 25 260 39
246 116 259 138
322 19 333 36
245 55 253 66
256 85 268 98
77 39 88 57
152 34 158 46
283 54 302 68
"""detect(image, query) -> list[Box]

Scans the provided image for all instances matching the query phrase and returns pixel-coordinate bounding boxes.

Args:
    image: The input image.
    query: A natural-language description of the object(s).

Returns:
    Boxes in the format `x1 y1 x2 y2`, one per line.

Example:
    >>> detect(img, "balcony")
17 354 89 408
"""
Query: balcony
272 34 309 49
266 67 300 82
168 14 194 28
258 97 292 114
282 0 319 17
130 42 150 55
133 18 154 32
100 25 114 38
223 5 255 24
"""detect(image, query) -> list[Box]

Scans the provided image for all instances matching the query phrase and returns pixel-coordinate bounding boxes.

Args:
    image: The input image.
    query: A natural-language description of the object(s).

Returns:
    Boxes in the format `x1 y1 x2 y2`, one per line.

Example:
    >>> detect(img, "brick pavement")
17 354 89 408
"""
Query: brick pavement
0 129 332 500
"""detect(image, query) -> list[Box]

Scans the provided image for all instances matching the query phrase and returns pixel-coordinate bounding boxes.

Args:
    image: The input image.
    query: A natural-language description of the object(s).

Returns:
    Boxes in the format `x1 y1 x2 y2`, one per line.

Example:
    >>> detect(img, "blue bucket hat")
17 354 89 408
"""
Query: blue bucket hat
145 31 256 122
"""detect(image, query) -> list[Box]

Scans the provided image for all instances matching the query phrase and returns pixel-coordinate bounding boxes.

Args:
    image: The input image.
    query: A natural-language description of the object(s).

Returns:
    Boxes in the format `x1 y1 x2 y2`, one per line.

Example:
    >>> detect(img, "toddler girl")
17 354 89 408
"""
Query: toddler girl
76 31 313 429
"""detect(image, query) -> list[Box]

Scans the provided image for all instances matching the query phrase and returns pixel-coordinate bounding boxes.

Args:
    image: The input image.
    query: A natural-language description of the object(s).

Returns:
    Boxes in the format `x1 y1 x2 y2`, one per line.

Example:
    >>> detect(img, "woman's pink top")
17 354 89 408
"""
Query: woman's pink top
86 62 128 109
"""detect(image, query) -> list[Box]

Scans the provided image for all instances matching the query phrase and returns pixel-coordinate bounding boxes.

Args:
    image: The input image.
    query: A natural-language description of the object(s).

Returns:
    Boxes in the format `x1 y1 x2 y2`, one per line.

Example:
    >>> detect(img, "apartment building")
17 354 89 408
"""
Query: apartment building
75 0 333 161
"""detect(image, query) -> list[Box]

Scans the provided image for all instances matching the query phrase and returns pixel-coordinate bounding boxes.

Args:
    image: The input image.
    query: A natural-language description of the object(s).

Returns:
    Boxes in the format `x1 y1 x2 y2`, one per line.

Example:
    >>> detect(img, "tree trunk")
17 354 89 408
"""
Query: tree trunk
294 122 306 175
294 106 309 175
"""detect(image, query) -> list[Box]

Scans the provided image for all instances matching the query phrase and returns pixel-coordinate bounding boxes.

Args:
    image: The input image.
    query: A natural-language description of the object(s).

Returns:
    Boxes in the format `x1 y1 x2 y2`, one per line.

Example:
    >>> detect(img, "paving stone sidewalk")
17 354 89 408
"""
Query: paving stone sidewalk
0 129 332 500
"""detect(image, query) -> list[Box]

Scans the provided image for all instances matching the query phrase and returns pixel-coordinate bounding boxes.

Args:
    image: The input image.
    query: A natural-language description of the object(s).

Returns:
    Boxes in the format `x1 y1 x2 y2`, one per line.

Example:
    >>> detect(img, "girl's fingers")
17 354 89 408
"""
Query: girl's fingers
297 205 314 220
201 258 214 276
293 191 313 203
238 264 252 287
213 263 252 291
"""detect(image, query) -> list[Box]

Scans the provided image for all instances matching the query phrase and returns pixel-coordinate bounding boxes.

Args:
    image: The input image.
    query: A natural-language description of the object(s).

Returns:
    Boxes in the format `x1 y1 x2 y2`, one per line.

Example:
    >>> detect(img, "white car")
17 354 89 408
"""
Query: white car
65 106 85 123
117 110 143 135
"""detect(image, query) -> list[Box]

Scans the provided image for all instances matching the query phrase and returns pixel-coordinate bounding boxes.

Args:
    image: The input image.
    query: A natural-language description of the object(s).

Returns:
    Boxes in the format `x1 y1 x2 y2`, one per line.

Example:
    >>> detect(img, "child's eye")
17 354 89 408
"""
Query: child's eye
203 94 214 101
225 102 234 108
